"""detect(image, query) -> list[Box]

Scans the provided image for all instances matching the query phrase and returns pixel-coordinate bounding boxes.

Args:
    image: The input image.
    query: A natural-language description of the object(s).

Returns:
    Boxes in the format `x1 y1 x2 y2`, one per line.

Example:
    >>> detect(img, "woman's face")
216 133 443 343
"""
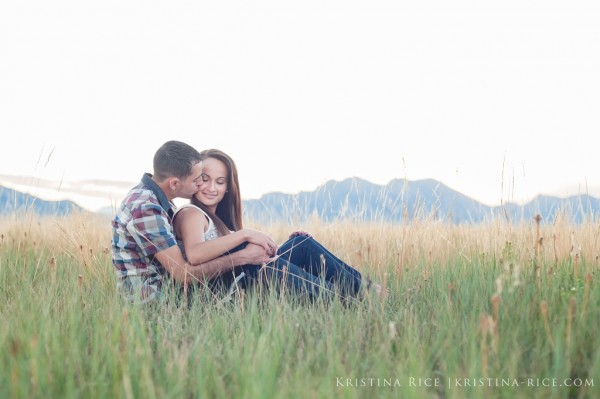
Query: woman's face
196 157 228 209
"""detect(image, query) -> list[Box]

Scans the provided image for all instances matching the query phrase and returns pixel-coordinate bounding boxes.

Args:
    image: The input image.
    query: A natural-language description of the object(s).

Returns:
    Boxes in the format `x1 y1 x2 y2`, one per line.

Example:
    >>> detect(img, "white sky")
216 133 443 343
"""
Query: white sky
1 0 599 212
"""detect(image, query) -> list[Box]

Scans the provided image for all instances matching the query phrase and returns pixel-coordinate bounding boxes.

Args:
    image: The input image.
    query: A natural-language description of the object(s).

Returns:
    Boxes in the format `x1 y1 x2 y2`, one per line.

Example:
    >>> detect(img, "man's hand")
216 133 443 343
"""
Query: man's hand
238 242 276 265
242 228 278 256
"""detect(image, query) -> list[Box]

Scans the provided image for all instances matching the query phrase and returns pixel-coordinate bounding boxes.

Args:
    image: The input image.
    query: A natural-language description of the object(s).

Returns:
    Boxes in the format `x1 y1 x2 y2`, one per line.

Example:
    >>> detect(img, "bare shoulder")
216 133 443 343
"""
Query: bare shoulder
173 206 209 233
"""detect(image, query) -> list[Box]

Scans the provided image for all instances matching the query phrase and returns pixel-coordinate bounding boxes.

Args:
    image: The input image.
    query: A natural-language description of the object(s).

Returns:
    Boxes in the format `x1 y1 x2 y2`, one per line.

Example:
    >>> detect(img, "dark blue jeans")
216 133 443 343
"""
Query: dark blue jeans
276 236 362 297
209 237 362 301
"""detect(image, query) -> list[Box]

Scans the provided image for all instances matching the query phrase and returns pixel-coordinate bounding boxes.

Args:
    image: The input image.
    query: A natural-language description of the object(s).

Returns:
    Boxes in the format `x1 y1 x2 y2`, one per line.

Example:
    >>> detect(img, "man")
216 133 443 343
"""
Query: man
111 140 271 303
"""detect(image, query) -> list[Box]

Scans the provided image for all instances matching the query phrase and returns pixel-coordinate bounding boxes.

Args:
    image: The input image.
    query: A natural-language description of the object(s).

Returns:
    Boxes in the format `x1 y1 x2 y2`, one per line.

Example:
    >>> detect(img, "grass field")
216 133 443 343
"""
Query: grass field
0 212 598 398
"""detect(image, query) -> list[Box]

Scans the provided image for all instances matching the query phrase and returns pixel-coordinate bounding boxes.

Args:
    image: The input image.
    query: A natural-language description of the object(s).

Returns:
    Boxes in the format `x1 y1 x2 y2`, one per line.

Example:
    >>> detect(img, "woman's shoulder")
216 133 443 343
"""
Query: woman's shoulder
173 204 210 221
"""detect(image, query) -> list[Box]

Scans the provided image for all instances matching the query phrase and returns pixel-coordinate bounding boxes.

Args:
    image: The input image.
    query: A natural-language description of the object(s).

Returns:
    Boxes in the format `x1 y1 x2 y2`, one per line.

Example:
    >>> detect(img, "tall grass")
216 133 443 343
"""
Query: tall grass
0 212 598 398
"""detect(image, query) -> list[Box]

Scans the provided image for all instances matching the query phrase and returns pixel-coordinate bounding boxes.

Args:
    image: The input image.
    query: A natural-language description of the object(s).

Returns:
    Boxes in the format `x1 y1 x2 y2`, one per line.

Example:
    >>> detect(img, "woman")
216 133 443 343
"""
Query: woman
173 149 382 300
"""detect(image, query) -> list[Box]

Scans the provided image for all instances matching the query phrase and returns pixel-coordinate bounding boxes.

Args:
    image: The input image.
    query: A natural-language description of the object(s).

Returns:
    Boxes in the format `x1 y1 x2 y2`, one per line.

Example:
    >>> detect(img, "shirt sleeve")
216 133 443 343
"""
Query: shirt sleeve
126 202 177 257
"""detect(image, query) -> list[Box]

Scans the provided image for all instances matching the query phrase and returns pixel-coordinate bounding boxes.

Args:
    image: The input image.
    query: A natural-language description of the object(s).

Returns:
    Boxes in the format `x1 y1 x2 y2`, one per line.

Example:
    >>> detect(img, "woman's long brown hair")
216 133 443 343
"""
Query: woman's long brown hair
191 149 243 236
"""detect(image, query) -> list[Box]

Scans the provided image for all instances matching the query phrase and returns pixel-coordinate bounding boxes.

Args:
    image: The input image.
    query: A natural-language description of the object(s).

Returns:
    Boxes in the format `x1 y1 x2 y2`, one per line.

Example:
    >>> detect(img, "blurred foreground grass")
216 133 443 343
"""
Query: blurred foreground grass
0 213 598 398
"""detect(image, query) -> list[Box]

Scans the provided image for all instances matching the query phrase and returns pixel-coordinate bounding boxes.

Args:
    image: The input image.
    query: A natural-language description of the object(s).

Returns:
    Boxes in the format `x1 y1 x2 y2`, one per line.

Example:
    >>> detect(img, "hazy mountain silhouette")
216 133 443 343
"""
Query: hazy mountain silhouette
242 178 600 224
490 194 600 224
0 185 84 216
3 179 598 224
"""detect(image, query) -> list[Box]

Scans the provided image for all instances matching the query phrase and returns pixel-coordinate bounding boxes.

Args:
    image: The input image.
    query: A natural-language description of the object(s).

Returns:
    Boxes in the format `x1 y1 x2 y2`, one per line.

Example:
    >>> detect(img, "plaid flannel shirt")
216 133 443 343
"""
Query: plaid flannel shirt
111 173 178 303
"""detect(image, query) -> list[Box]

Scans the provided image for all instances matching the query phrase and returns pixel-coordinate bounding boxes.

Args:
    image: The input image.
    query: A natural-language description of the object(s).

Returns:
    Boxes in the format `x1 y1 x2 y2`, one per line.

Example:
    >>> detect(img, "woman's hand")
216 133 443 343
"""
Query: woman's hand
289 230 312 239
242 228 278 257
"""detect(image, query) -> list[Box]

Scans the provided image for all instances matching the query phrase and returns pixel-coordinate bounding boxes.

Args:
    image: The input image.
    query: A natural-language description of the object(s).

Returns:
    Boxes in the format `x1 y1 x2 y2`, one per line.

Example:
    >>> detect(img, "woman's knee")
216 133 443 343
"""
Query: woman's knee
289 235 317 248
279 235 312 255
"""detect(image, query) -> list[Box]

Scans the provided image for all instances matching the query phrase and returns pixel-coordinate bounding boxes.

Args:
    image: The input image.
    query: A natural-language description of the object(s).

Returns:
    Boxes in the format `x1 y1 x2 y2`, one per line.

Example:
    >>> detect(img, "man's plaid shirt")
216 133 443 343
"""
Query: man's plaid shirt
111 173 177 303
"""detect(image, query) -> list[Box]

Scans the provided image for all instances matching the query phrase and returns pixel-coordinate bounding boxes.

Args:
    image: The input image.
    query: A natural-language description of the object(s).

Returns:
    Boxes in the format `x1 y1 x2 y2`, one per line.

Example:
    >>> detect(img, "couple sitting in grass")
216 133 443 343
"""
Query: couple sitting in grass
111 140 383 304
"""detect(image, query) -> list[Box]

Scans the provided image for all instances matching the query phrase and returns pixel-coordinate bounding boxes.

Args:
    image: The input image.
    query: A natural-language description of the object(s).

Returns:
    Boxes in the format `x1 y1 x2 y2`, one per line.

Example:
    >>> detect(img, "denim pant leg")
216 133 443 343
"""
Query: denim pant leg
208 264 262 293
276 236 362 297
250 258 335 301
210 261 333 301
207 242 257 293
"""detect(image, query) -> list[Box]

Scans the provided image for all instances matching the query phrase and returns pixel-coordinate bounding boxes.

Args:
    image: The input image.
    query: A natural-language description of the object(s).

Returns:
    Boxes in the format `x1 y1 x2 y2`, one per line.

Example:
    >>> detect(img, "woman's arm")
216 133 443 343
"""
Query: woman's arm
156 243 273 283
187 243 274 281
174 207 277 265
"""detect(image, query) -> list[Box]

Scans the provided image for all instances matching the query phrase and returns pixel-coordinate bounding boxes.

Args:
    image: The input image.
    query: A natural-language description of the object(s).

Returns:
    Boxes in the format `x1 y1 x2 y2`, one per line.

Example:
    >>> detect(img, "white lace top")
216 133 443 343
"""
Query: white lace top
173 204 219 241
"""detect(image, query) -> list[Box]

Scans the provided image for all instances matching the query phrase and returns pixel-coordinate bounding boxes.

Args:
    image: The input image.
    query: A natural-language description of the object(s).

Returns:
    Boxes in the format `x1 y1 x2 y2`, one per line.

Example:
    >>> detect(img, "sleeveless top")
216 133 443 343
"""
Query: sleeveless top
174 204 246 289
173 204 219 241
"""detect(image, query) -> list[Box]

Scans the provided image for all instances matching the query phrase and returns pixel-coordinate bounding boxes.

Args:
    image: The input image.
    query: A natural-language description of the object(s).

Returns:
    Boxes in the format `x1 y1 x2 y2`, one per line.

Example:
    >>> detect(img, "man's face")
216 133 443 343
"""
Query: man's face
175 161 203 199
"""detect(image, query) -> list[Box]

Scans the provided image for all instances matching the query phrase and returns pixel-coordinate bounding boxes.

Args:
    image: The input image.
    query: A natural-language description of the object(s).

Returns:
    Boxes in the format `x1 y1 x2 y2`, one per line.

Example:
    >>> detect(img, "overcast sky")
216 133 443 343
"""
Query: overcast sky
1 1 599 211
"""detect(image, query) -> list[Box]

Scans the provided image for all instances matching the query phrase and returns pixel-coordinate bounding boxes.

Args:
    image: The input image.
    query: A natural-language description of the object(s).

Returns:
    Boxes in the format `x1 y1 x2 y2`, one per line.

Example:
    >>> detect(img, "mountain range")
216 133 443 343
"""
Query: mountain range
0 185 83 216
2 178 599 224
241 178 600 224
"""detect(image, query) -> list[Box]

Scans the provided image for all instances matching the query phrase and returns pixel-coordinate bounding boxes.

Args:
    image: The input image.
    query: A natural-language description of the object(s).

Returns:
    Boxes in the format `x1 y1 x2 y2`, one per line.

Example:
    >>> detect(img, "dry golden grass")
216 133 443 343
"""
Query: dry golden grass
258 215 600 281
0 212 114 285
2 212 598 282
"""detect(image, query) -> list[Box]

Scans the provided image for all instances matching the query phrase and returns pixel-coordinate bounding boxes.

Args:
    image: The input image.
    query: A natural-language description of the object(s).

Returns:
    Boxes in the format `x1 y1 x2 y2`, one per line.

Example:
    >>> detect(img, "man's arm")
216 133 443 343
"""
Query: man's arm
154 243 273 284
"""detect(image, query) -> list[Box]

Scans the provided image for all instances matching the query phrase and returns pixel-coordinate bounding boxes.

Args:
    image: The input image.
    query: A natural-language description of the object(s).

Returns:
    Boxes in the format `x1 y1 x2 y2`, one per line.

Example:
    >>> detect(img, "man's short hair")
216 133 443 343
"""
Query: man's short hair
153 140 201 181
